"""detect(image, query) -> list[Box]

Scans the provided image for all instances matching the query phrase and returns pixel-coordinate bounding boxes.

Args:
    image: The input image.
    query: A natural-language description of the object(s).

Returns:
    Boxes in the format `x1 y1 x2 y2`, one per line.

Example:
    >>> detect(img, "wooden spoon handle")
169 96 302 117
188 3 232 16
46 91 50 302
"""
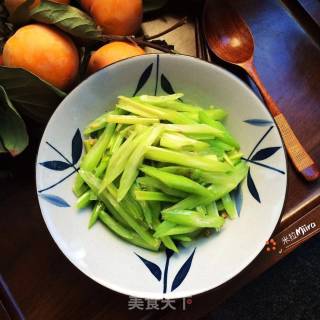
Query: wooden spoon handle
243 62 319 181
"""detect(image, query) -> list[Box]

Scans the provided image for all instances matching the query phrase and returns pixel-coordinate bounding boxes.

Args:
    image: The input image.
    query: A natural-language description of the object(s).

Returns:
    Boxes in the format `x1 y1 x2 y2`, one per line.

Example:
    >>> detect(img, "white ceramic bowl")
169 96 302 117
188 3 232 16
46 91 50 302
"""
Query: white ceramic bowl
36 54 287 299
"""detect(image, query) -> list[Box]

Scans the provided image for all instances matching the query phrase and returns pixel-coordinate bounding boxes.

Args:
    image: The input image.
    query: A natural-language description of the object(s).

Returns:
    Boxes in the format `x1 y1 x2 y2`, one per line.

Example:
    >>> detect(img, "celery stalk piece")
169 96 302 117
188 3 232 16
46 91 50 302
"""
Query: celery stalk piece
118 96 162 117
100 129 139 189
98 210 158 250
126 188 145 221
192 161 248 186
84 139 96 152
106 115 160 125
73 181 88 198
118 96 195 124
163 210 225 228
110 133 124 154
94 155 109 178
136 196 153 229
140 165 213 197
162 124 223 137
89 192 98 200
79 176 128 227
107 183 144 221
83 112 110 136
163 162 248 212
159 166 194 176
137 98 202 113
205 108 228 121
79 171 125 226
221 193 238 219
216 200 224 211
81 109 124 171
199 111 240 148
209 139 234 152
145 146 232 172
73 173 85 196
206 201 222 231
116 103 156 118
196 205 207 215
160 133 210 151
223 152 234 167
79 170 160 250
137 176 187 198
129 234 160 251
161 236 179 253
81 123 116 171
134 190 179 202
76 190 93 209
227 150 244 165
147 200 162 230
138 93 184 103
161 161 247 186
206 201 219 217
117 126 162 201
98 210 133 240
106 130 117 150
154 221 198 238
172 235 192 242
180 112 200 122
89 201 104 229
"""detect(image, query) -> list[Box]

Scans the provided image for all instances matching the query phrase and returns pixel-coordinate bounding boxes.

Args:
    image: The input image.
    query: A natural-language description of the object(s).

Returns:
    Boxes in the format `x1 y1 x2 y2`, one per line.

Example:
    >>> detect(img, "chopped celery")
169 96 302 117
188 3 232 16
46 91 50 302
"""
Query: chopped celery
140 165 213 197
106 114 159 125
163 210 225 228
75 94 248 252
145 146 232 172
134 190 179 202
160 133 209 151
222 193 238 219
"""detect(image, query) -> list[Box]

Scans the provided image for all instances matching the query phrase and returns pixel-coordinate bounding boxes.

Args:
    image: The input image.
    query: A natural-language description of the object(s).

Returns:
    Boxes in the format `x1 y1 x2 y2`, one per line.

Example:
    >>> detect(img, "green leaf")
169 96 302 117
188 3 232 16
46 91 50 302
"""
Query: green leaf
30 0 103 40
0 85 28 156
143 0 168 13
0 66 66 122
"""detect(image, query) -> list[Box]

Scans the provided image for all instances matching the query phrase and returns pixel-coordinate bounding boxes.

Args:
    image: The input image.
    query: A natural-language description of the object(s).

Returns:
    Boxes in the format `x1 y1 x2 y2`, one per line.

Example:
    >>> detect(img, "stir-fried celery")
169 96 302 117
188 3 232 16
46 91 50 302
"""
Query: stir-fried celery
73 93 248 252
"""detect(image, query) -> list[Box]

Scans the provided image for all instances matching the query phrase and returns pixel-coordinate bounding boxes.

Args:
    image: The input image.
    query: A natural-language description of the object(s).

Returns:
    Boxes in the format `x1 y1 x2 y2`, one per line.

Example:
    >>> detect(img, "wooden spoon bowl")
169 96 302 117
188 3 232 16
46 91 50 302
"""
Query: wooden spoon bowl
203 0 319 181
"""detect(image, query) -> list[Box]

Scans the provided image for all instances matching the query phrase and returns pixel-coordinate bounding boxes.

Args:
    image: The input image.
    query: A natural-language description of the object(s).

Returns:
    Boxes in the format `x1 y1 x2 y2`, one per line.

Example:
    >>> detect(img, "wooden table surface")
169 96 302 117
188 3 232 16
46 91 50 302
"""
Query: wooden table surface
1 0 319 319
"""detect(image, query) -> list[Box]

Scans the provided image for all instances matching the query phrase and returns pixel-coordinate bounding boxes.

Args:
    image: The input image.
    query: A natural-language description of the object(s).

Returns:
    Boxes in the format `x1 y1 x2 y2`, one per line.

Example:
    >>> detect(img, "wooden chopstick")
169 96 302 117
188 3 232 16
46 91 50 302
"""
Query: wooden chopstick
0 275 25 320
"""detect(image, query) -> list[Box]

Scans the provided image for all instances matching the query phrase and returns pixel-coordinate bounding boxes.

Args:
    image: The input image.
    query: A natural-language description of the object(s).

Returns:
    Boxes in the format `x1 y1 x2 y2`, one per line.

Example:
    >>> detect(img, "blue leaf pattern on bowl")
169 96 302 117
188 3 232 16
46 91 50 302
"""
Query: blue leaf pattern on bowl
251 146 281 161
71 129 83 165
161 74 175 95
135 253 162 281
247 169 261 203
39 194 70 207
171 248 196 292
243 119 273 126
39 160 71 171
132 63 153 96
38 129 82 205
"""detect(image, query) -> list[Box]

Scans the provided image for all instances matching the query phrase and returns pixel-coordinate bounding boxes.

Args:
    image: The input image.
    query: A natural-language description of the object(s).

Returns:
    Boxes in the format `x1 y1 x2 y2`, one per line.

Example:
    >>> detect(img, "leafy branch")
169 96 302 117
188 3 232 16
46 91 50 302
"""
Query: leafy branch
12 0 187 53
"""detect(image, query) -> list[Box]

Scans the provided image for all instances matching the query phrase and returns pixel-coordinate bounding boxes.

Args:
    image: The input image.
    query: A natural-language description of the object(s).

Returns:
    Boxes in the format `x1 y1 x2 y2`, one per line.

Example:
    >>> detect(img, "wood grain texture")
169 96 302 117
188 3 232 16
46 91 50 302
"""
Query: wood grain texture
281 0 320 45
0 0 319 319
203 0 319 181
296 0 320 25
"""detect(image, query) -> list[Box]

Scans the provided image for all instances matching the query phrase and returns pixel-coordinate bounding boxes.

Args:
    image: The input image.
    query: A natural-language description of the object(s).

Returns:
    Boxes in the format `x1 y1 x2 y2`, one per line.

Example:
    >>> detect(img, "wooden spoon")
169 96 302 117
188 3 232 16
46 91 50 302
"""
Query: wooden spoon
203 0 319 181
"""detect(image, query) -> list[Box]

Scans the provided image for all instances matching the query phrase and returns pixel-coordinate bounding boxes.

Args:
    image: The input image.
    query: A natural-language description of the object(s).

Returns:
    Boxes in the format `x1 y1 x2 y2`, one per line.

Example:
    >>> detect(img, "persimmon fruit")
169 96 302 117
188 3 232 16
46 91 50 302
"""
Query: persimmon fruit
3 24 79 90
89 0 143 36
88 41 144 74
